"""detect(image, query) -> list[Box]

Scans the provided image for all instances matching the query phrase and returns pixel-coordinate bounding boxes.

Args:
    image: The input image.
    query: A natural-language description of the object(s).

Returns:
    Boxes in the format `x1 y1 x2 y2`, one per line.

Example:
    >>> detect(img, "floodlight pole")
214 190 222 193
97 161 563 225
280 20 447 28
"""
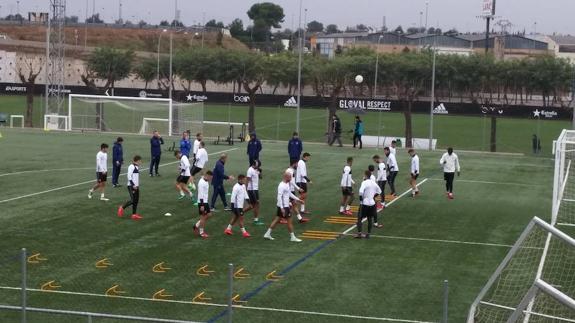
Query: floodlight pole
429 36 436 151
168 30 173 137
295 0 303 134
157 30 167 89
374 35 383 149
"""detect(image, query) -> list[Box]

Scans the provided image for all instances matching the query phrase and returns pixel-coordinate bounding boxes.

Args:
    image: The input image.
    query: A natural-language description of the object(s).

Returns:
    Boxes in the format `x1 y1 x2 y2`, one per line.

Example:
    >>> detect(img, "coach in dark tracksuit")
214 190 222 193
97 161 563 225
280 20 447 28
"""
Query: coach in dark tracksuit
211 154 232 211
112 137 124 187
247 133 262 167
288 132 303 163
149 130 164 177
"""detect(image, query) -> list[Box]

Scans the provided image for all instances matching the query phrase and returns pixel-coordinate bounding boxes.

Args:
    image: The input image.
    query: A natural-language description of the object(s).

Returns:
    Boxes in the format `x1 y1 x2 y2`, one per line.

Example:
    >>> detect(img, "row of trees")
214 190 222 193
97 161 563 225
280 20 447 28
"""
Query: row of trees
80 46 573 146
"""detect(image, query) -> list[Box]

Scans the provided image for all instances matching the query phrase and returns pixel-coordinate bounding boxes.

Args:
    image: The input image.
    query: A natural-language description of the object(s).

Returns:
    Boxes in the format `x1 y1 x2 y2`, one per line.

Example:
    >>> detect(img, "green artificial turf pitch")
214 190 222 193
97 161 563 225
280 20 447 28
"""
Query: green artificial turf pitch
0 128 558 322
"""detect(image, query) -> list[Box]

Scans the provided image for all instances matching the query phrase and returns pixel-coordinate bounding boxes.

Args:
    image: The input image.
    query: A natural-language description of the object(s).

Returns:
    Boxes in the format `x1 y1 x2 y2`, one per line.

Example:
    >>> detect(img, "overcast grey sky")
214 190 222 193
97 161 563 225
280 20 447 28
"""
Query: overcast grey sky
11 0 575 35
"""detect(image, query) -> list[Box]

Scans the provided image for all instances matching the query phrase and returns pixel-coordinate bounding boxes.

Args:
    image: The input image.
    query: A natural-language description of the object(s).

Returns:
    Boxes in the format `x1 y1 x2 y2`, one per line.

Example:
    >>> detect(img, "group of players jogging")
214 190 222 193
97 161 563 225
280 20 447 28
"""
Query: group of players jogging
88 133 461 242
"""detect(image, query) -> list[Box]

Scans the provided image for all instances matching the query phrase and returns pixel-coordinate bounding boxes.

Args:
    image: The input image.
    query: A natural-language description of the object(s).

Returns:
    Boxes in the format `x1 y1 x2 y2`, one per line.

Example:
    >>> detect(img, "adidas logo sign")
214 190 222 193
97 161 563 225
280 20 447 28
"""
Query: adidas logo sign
433 103 448 115
284 96 298 107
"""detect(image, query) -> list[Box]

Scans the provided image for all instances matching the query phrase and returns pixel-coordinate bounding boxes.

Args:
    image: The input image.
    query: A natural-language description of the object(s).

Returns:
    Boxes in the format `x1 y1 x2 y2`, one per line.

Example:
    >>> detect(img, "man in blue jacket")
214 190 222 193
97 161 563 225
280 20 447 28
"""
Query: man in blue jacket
288 132 303 163
112 137 124 187
149 130 164 177
247 133 262 167
211 154 234 211
353 116 364 149
180 131 192 157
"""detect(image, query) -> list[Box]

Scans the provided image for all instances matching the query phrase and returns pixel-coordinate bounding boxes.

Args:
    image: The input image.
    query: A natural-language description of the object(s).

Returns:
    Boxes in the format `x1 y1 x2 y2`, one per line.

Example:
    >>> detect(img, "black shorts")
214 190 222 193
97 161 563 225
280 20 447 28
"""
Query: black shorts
248 190 259 204
231 204 244 217
276 207 291 218
360 204 377 218
191 166 202 176
297 183 308 193
411 173 419 180
96 172 107 183
177 175 190 184
444 172 455 181
198 203 211 216
342 187 353 196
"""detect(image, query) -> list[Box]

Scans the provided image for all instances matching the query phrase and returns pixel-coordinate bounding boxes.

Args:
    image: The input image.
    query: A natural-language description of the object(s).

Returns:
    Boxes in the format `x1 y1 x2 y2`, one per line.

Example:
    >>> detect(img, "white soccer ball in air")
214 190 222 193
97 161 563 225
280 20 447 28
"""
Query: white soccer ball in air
355 75 364 84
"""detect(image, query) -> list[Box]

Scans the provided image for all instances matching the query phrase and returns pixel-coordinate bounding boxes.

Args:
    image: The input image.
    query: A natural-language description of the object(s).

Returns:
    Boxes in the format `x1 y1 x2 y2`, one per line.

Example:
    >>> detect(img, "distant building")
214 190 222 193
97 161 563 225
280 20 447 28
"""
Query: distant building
314 32 369 58
457 34 549 58
548 35 575 63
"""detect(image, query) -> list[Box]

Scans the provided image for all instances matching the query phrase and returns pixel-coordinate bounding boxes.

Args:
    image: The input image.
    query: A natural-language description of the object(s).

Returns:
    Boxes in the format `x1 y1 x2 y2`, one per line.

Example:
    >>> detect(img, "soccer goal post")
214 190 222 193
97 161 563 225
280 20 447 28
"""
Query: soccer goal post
467 217 575 323
553 129 575 227
68 94 204 137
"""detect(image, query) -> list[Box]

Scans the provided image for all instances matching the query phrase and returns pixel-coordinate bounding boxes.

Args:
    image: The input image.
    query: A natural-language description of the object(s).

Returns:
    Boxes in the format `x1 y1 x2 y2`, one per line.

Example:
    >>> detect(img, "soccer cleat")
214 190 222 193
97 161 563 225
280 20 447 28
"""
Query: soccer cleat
200 232 209 239
155 173 161 177
242 231 251 238
113 184 120 188
264 233 275 241
149 174 154 177
279 218 288 224
253 219 265 226
354 233 363 239
100 197 110 201
88 191 93 199
338 211 347 215
374 223 384 228
290 236 302 243
448 193 454 200
344 210 354 216
131 214 142 220
178 195 185 200
364 234 370 239
299 217 310 223
117 206 124 217
224 207 232 211
224 228 233 235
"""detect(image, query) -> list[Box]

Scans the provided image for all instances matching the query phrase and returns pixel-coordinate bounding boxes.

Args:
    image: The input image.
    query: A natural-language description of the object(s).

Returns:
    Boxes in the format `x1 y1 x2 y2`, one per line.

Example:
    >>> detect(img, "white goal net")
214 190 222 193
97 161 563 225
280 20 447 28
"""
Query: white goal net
68 94 204 136
553 130 575 227
467 217 575 323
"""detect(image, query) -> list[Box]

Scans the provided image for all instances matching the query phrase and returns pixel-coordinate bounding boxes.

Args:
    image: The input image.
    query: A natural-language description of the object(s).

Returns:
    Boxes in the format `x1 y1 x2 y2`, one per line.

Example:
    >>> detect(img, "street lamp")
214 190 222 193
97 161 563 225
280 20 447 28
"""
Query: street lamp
428 35 437 151
157 29 168 89
374 35 383 148
295 0 304 134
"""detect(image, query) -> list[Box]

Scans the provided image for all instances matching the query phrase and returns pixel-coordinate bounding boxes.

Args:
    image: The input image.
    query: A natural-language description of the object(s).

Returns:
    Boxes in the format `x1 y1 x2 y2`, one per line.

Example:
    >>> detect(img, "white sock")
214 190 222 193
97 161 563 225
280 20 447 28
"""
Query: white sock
227 224 232 230
254 217 259 222
100 193 105 198
346 205 351 211
339 206 344 212
265 228 272 236
300 205 305 212
89 189 94 193
241 227 246 233
179 191 185 196
195 220 201 228
199 227 204 234
290 232 297 239
297 213 302 220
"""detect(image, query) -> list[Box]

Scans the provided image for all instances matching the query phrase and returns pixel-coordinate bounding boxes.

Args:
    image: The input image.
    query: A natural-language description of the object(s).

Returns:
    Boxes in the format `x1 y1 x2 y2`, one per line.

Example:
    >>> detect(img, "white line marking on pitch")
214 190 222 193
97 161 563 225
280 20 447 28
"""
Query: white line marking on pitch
0 167 94 177
0 148 238 205
342 233 513 248
0 287 437 323
428 178 536 187
342 179 429 236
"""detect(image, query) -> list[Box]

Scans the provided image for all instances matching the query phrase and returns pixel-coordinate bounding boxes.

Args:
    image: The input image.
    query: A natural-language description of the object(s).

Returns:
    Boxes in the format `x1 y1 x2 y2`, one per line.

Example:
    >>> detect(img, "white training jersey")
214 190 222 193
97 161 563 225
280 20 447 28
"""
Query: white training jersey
231 183 249 208
296 160 308 183
340 165 355 187
370 174 376 183
194 148 208 168
440 152 461 173
197 177 210 203
285 167 300 192
246 166 260 191
277 181 298 208
376 162 387 181
359 179 382 206
411 155 420 175
193 139 201 155
127 164 140 187
96 151 108 173
390 146 397 156
387 154 399 172
180 155 191 176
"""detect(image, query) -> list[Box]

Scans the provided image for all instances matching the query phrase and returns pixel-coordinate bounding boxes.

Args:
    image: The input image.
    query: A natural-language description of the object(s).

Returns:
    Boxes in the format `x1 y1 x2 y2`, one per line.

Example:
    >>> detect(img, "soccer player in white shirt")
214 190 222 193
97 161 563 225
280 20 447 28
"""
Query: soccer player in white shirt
339 157 355 215
190 141 208 193
174 150 193 200
384 147 399 197
409 149 420 197
263 172 302 242
224 175 252 238
367 164 384 227
296 153 312 215
372 155 387 209
390 140 398 156
356 170 382 239
117 155 142 220
89 143 110 201
193 171 213 239
192 133 202 159
285 160 308 223
246 161 263 225
440 147 461 199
